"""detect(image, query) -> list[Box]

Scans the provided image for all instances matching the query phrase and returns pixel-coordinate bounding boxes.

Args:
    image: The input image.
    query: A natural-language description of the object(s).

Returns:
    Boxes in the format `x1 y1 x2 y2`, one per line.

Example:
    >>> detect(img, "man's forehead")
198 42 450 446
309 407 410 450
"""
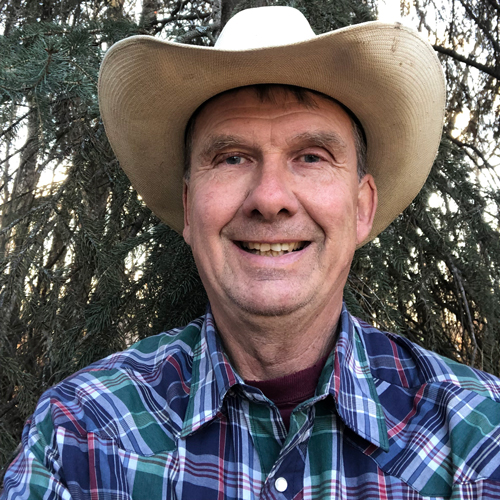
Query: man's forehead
189 84 364 143
191 85 353 138
197 85 336 115
191 89 355 153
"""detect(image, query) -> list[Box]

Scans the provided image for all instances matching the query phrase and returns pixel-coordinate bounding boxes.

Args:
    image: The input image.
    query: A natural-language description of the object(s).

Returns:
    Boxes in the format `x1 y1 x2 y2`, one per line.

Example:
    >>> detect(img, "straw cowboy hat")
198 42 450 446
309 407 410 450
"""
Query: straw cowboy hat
98 6 445 246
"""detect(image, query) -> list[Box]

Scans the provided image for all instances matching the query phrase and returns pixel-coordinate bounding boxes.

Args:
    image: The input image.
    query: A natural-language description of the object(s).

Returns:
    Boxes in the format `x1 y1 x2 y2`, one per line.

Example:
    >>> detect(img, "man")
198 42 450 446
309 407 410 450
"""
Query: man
3 6 500 500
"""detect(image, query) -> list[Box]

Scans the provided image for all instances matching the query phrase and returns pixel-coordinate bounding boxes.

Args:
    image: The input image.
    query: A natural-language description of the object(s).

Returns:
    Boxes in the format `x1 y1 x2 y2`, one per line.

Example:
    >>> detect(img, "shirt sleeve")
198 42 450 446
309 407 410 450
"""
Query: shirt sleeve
1 404 73 500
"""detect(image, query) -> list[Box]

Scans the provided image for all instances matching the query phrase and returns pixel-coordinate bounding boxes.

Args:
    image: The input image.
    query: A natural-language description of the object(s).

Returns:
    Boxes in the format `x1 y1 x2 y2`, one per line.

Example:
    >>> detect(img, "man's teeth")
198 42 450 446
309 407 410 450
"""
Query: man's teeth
240 241 305 256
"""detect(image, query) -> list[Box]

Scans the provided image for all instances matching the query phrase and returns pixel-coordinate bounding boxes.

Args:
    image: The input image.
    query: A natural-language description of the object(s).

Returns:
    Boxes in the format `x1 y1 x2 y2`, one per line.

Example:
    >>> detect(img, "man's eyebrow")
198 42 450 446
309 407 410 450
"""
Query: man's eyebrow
196 131 349 161
197 135 247 161
288 131 349 152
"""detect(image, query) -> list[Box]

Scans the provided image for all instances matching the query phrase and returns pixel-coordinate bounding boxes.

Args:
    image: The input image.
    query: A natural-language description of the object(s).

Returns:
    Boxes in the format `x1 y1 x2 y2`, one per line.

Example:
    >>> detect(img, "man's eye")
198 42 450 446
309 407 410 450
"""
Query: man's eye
225 155 244 165
301 154 322 163
215 154 250 167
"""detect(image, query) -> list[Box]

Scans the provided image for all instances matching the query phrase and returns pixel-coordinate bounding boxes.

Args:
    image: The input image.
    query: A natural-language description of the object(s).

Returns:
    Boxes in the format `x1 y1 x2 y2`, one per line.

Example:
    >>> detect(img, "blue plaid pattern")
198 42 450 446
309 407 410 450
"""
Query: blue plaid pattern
3 304 500 499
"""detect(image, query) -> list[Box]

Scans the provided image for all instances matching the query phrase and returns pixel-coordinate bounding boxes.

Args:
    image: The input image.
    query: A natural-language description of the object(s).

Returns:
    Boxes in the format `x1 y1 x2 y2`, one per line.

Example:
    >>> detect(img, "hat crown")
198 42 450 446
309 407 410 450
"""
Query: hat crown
214 6 316 50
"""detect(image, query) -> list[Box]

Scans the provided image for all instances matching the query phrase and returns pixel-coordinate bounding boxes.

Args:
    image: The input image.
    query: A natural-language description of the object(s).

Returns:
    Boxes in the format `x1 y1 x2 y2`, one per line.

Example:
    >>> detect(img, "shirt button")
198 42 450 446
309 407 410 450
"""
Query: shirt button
275 477 288 493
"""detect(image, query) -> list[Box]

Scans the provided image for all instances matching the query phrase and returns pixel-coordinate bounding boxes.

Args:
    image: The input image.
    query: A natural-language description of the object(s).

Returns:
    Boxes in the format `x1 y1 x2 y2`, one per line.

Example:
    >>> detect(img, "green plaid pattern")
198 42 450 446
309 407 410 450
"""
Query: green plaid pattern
3 304 500 499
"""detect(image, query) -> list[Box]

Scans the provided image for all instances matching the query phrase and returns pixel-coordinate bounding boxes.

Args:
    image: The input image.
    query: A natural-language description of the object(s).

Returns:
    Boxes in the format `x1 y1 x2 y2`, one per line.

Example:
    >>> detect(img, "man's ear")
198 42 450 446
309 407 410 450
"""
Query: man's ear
356 174 378 245
182 180 191 246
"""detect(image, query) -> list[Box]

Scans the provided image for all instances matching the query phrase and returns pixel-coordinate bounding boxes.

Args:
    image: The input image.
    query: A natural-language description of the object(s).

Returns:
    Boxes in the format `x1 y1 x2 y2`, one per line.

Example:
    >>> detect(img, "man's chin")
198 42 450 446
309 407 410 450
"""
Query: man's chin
226 292 310 318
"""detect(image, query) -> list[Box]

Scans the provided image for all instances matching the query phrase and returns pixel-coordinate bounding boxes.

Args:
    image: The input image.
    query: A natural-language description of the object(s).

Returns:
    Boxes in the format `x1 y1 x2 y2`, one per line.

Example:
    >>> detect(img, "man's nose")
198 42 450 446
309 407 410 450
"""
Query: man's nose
241 159 299 220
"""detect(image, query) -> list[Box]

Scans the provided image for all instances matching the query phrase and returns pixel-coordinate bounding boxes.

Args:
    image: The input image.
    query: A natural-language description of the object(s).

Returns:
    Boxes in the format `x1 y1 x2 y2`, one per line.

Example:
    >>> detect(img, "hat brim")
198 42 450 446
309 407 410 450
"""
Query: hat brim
98 21 445 247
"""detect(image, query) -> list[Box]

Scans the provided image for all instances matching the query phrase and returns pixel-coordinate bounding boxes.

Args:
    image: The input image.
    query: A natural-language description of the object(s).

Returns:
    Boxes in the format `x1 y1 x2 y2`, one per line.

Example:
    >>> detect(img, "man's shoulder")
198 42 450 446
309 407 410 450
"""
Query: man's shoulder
64 315 204 380
116 316 204 369
352 316 500 495
30 316 205 452
353 316 500 401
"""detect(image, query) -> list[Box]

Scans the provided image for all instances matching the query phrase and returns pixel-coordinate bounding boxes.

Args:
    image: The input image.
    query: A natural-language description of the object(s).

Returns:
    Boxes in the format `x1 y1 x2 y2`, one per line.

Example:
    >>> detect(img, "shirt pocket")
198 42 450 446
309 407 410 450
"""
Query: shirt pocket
116 444 180 500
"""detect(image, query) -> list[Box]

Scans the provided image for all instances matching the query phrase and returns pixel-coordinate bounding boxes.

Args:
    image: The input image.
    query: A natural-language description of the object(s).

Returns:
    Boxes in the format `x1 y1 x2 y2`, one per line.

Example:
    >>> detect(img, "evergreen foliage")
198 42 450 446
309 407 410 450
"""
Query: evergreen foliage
347 138 500 373
0 1 213 474
410 0 500 169
0 0 499 482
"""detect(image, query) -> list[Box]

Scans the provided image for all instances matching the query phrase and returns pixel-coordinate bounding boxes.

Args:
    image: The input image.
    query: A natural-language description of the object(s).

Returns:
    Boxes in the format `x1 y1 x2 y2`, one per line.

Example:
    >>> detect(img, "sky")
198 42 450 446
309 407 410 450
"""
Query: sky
377 0 404 23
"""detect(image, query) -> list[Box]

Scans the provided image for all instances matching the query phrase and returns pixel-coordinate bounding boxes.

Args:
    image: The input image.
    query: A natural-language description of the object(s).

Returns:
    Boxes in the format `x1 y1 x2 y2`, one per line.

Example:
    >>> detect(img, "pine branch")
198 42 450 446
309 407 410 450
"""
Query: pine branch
19 28 104 41
153 11 211 31
43 243 68 269
484 0 500 15
60 58 97 84
446 134 496 170
433 44 500 80
31 48 57 90
175 22 220 43
0 154 64 218
458 0 500 55
0 144 29 168
448 260 478 366
170 0 191 17
0 397 18 420
127 212 147 239
0 95 83 142
0 191 58 237
0 110 33 140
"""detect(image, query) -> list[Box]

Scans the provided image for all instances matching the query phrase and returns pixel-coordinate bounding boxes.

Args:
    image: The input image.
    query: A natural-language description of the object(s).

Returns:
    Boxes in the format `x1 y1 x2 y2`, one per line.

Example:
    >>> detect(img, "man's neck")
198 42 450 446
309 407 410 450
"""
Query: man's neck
210 299 342 381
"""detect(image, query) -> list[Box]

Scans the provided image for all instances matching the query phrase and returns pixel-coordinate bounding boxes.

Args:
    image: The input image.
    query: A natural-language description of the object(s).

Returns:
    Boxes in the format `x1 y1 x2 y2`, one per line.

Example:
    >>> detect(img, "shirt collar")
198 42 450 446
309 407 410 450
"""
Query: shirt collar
318 305 389 451
181 305 241 437
181 303 389 452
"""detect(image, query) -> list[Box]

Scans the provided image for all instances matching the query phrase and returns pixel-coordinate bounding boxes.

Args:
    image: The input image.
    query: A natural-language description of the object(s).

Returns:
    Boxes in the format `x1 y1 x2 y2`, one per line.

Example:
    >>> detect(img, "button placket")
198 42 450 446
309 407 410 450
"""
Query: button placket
260 414 313 499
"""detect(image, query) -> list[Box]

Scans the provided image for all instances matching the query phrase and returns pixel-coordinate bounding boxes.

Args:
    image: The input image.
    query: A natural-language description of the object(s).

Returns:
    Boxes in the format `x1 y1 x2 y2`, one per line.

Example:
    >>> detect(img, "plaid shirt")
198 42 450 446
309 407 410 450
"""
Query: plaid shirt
3 304 500 499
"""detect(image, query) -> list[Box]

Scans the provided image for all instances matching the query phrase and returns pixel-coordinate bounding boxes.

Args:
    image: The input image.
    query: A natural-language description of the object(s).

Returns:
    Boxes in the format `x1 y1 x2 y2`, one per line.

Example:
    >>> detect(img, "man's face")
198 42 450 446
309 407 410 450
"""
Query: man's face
183 88 377 320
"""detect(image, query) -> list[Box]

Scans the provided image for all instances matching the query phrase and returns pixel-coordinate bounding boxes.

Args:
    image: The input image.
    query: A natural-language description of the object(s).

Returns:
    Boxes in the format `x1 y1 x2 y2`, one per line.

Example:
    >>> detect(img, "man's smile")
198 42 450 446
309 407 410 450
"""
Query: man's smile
237 241 309 257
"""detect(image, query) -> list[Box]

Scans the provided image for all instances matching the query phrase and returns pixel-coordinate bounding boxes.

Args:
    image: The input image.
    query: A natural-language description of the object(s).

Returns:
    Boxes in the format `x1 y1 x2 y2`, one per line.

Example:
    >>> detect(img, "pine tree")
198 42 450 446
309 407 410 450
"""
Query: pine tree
347 139 500 372
346 0 500 374
0 0 214 476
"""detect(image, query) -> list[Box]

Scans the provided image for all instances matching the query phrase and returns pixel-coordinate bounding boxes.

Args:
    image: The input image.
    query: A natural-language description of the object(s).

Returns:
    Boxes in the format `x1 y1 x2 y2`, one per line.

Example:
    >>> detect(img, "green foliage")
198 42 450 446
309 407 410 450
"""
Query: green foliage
0 11 207 475
347 138 500 373
282 0 376 31
410 0 500 168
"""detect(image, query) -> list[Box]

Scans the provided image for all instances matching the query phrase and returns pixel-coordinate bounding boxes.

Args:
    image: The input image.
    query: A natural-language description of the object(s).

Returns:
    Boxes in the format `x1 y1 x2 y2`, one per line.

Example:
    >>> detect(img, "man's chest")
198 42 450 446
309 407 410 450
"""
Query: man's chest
58 397 466 500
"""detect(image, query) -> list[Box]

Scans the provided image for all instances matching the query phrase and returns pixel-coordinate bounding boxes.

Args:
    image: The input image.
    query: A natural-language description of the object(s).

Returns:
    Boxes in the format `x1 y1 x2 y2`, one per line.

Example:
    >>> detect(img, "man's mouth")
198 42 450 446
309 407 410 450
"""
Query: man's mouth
237 241 309 257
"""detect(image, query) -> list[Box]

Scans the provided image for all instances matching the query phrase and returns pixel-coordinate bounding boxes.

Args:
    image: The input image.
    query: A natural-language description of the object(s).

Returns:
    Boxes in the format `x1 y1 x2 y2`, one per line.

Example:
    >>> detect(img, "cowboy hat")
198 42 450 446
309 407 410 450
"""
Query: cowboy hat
98 6 445 246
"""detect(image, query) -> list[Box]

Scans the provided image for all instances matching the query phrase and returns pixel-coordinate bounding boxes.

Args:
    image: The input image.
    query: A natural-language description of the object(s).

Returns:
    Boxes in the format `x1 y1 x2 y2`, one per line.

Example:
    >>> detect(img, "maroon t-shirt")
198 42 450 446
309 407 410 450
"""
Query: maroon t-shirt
246 355 329 431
